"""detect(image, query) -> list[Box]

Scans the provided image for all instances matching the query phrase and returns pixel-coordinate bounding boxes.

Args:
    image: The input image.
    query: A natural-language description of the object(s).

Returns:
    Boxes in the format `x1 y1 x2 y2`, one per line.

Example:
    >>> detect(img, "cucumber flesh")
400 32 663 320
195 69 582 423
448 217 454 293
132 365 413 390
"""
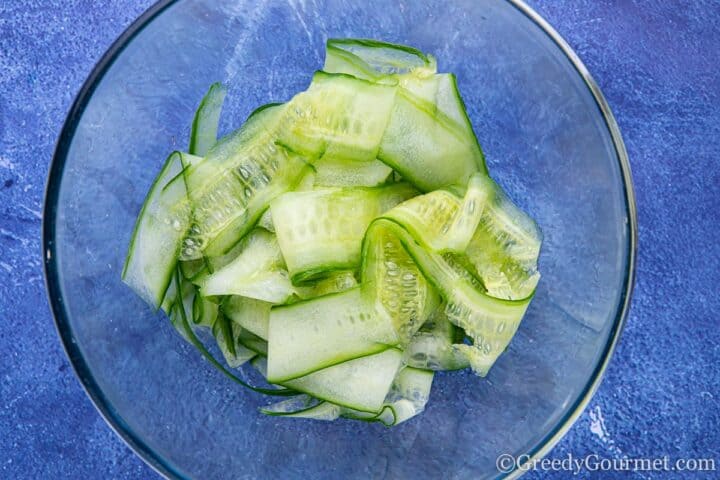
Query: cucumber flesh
379 88 479 191
198 229 294 303
403 305 469 371
293 270 358 300
267 286 398 382
122 152 191 309
222 296 271 340
360 222 439 343
181 103 309 259
212 312 256 368
237 328 268 356
280 349 402 412
192 291 218 328
382 173 487 253
435 74 486 173
463 175 542 300
169 270 296 396
270 184 416 283
325 38 437 76
365 215 533 377
313 157 393 187
257 209 274 232
377 366 434 426
277 71 397 163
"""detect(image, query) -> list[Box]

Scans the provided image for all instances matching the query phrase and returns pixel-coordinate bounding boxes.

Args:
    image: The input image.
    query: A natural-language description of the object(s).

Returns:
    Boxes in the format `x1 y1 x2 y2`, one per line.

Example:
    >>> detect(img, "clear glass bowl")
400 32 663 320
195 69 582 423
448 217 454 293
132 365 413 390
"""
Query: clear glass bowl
43 0 636 478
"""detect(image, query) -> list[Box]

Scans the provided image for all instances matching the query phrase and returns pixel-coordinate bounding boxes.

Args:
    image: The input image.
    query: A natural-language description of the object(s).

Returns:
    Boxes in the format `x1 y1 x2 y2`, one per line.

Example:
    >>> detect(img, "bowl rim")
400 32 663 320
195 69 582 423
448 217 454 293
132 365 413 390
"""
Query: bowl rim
42 1 638 478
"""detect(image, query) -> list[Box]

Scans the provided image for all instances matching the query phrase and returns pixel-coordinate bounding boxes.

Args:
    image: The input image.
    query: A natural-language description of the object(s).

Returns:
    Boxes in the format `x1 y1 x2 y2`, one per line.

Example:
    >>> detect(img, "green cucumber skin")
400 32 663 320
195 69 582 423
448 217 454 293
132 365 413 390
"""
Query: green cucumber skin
189 82 227 157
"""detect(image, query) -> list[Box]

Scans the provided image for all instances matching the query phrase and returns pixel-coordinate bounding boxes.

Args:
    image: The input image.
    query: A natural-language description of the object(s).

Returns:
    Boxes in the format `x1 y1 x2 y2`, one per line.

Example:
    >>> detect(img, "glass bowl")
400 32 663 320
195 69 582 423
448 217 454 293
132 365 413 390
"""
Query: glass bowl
43 0 636 478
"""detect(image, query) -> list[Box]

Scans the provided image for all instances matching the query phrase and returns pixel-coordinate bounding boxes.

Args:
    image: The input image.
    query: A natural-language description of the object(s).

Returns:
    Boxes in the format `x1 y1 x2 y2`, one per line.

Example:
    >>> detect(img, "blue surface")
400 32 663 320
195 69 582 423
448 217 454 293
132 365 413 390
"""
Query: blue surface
0 1 718 479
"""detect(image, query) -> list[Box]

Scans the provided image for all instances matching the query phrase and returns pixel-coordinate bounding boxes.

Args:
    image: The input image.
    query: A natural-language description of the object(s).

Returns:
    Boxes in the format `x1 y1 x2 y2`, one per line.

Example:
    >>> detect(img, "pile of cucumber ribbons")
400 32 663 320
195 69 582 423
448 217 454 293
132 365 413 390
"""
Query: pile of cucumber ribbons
123 39 542 426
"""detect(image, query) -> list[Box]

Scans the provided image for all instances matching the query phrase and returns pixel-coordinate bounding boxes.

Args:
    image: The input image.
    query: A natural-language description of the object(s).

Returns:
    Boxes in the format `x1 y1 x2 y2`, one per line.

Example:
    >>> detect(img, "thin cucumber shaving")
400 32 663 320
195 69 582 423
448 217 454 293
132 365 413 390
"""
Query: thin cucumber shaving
122 38 542 426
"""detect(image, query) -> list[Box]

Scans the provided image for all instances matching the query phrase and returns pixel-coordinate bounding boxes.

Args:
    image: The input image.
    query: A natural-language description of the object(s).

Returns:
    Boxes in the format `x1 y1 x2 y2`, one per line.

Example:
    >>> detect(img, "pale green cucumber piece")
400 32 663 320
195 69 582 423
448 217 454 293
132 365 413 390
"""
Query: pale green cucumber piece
257 209 274 232
191 292 218 328
280 349 402 412
222 296 271 340
212 312 256 368
379 88 479 191
180 258 206 280
198 229 294 303
277 71 397 163
360 221 439 343
294 271 358 300
313 157 393 187
365 216 533 376
324 44 384 81
443 173 488 252
260 395 341 420
270 183 416 283
464 175 542 300
189 82 227 157
181 103 309 259
323 43 438 102
340 366 434 426
122 152 191 309
382 173 487 253
267 286 398 382
237 328 268 356
377 366 434 425
435 73 486 173
325 38 436 76
404 306 469 371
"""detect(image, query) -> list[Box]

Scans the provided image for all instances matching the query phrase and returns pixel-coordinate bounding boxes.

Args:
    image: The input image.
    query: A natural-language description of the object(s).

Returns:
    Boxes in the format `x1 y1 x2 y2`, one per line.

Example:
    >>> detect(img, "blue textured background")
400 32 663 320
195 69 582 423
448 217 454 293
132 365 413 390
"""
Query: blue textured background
1 1 718 478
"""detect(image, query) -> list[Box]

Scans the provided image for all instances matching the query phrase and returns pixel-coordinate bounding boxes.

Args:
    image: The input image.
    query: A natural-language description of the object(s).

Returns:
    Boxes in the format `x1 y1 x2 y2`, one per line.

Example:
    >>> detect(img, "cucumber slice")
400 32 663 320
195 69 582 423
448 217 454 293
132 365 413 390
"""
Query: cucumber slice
280 349 402 412
325 38 437 76
266 286 398 382
270 184 415 283
463 175 542 300
404 306 469 371
237 328 268 356
340 366 434 426
435 74 486 173
191 291 218 328
324 41 484 174
222 296 271 340
257 209 274 232
198 229 294 303
382 173 487 253
122 152 191 309
378 366 434 425
313 157 393 187
179 258 206 280
212 312 256 368
277 71 397 163
364 216 533 377
293 270 358 300
189 82 227 157
379 88 479 191
181 103 310 259
260 395 342 420
360 222 439 343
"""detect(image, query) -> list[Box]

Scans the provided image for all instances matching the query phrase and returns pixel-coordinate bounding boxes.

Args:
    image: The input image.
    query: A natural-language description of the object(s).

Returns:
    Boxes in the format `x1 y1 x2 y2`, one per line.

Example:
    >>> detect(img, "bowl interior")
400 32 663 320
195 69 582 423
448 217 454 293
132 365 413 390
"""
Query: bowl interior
47 0 633 478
